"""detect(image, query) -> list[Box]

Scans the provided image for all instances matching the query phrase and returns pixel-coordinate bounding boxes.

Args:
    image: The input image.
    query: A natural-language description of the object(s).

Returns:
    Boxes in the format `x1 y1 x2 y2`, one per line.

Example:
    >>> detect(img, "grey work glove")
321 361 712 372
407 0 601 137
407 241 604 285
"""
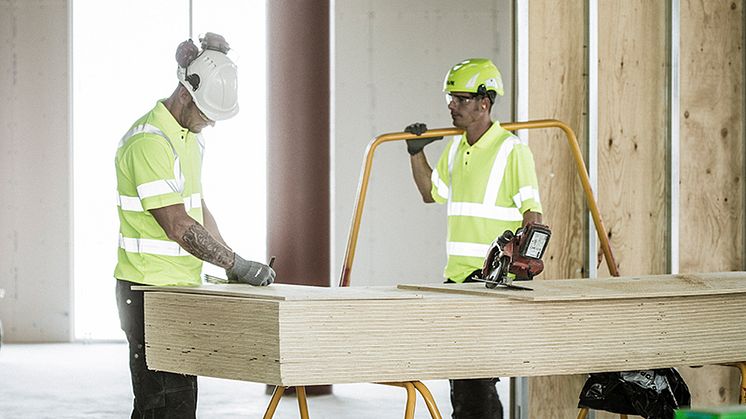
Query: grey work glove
404 122 443 155
226 254 275 286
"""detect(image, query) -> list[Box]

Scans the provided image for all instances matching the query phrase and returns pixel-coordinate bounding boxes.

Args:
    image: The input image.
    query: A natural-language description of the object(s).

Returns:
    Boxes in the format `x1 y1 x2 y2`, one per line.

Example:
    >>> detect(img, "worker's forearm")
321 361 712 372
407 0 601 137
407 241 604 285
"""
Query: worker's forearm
180 222 235 269
202 200 230 249
410 152 435 203
150 204 235 269
522 210 542 227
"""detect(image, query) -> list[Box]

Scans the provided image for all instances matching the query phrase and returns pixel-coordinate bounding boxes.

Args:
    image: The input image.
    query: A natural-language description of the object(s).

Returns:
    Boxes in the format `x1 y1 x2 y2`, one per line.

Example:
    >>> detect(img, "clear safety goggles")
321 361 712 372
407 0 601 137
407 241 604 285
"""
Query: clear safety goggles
445 93 480 106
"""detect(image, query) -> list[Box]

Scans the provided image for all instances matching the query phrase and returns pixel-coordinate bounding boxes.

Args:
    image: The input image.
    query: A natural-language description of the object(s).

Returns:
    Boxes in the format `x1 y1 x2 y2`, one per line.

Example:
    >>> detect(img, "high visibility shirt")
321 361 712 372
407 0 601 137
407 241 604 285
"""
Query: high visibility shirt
430 121 542 282
114 101 205 286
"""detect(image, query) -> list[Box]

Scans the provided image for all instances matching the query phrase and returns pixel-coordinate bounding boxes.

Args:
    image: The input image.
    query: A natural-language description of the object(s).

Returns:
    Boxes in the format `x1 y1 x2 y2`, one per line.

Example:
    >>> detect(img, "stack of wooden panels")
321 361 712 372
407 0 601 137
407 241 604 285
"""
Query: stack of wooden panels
139 272 746 387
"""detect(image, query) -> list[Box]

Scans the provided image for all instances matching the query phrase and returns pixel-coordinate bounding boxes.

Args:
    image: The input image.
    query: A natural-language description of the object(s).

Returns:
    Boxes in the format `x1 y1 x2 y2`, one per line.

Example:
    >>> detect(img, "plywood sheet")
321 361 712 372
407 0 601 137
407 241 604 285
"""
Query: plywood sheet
133 283 422 301
398 271 746 301
143 283 746 387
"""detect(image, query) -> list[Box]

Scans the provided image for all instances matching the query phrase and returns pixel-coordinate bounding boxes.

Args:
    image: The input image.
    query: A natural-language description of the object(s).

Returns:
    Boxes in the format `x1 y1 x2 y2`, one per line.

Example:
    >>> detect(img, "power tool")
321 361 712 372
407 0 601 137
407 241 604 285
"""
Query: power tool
480 222 552 290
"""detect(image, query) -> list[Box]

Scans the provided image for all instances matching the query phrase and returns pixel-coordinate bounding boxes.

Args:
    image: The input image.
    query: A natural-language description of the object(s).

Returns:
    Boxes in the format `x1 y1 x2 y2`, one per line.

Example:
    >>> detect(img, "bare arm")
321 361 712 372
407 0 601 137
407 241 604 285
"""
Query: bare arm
201 200 230 249
150 204 235 269
522 210 543 227
410 152 435 203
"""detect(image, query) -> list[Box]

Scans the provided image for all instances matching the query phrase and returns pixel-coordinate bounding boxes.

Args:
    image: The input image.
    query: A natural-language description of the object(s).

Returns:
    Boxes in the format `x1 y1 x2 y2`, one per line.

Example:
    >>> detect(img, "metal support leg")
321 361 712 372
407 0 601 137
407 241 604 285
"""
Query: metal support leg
263 386 286 419
402 382 417 419
381 382 418 419
378 381 442 418
265 381 443 418
412 381 443 419
296 386 310 419
264 385 310 419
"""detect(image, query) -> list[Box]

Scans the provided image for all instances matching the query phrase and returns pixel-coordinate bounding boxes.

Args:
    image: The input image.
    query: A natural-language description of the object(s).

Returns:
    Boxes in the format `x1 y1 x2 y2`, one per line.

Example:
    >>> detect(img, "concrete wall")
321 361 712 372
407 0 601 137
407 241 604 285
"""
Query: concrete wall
332 0 514 286
0 0 72 342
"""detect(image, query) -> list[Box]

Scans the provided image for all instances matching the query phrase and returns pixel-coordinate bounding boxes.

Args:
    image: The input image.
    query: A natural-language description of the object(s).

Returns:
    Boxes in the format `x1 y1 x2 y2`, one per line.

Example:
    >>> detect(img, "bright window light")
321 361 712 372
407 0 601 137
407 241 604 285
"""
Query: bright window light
73 0 267 340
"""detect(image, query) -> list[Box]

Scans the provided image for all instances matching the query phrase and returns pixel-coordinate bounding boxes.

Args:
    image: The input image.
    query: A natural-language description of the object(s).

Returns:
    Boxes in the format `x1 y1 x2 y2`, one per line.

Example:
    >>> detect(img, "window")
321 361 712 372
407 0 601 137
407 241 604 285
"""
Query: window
73 0 266 340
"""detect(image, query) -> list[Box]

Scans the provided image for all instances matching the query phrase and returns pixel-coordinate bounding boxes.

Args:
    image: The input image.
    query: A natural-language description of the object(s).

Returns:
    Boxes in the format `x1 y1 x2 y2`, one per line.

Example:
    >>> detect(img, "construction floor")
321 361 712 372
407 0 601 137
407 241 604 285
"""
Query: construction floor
0 342 509 418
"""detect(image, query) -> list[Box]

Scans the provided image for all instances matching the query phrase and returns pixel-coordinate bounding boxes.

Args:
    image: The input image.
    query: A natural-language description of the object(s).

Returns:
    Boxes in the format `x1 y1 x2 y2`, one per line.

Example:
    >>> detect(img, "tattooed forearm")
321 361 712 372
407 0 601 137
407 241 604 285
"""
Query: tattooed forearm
181 223 235 269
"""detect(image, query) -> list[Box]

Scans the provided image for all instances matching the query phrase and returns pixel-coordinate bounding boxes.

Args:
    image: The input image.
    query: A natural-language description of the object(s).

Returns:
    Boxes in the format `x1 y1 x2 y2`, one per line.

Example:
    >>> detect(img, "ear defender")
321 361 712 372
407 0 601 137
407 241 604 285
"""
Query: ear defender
185 73 201 91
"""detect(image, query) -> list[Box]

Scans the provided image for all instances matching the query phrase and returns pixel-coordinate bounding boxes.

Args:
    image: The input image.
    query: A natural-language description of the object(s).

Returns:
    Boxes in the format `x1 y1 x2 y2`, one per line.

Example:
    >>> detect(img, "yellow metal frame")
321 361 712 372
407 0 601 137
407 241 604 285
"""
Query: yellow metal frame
263 120 744 417
263 382 443 419
338 118 619 287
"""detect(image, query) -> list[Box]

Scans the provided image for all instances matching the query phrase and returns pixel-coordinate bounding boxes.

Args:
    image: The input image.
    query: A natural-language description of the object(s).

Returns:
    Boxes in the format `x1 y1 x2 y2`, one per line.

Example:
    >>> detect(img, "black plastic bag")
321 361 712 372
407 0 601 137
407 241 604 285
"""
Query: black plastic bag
578 369 691 419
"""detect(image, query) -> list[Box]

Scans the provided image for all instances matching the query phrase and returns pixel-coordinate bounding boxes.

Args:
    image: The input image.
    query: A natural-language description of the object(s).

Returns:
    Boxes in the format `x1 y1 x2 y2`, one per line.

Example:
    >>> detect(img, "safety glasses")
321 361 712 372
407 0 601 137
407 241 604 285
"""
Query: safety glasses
445 93 480 106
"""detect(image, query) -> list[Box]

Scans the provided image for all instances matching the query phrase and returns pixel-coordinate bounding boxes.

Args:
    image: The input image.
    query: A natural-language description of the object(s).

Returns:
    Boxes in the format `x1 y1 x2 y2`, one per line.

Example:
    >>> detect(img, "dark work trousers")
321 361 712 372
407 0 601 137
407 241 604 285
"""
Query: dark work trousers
445 270 504 419
116 279 198 419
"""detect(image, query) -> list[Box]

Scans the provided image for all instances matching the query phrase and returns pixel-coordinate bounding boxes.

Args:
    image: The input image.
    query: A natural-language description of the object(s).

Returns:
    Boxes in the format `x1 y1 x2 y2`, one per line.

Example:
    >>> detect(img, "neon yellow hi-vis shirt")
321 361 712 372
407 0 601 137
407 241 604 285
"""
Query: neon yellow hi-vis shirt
114 101 205 286
430 121 542 282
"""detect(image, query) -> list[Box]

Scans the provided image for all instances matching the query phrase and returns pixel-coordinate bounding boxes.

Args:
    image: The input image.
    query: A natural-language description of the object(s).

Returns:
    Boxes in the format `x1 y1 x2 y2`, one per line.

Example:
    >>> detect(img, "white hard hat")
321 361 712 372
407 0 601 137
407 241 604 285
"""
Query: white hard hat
177 49 239 121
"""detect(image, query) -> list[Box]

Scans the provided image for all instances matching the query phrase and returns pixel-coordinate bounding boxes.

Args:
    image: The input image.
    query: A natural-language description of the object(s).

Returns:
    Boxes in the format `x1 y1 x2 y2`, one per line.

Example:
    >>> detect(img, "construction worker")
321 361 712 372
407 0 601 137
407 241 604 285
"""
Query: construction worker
406 58 543 419
114 33 275 418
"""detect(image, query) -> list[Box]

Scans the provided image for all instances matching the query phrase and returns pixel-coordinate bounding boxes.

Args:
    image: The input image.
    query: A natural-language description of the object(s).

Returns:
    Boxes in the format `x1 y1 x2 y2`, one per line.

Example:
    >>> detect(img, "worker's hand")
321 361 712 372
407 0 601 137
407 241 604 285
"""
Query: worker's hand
200 32 230 54
496 229 515 248
404 123 442 156
175 39 199 68
226 254 275 286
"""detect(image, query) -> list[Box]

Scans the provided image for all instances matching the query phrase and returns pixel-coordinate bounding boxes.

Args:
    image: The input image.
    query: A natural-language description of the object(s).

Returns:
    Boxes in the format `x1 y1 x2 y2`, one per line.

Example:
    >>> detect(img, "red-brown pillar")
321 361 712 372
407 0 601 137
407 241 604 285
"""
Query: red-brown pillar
266 0 331 395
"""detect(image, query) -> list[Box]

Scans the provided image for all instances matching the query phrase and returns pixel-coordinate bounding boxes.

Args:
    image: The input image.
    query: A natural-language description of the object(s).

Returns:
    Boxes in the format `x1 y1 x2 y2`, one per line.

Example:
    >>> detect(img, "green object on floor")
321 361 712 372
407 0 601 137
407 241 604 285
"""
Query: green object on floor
675 405 746 418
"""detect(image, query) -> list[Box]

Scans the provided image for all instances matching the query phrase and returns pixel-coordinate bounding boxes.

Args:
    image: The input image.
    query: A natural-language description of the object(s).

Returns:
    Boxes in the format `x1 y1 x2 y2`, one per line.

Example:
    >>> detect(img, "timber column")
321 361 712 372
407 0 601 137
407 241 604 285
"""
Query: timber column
266 0 331 395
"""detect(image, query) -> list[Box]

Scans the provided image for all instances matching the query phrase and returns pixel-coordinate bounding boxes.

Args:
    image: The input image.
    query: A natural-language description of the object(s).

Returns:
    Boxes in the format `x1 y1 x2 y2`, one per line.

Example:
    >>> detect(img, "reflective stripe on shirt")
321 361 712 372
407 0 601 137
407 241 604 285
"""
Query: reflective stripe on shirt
447 241 490 258
117 192 202 212
119 234 190 257
119 123 186 195
512 186 541 209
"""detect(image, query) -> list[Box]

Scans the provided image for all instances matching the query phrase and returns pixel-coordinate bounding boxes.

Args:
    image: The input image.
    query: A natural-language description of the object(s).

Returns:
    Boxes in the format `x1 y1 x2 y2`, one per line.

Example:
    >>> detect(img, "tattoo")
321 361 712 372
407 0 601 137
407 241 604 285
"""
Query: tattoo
181 223 235 269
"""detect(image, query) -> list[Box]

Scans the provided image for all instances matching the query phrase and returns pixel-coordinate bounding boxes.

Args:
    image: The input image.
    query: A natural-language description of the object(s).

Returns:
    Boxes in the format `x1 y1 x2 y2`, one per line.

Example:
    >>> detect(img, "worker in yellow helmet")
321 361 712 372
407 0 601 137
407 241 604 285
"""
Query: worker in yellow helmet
406 58 543 419
114 33 274 418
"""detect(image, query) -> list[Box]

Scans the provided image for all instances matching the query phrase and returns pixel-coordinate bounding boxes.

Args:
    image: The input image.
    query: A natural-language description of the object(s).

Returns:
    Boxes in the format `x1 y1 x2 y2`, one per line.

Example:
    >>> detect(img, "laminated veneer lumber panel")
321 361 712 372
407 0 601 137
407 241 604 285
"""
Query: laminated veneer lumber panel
143 274 746 386
398 271 746 301
136 283 421 301
144 292 283 384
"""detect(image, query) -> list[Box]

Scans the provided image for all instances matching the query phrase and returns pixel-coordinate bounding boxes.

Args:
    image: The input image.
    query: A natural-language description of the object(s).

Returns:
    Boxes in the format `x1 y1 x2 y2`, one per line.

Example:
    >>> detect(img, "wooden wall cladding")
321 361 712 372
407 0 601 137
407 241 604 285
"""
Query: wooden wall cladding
597 0 668 279
529 0 587 282
527 0 745 416
528 0 587 417
678 0 744 407
680 1 744 273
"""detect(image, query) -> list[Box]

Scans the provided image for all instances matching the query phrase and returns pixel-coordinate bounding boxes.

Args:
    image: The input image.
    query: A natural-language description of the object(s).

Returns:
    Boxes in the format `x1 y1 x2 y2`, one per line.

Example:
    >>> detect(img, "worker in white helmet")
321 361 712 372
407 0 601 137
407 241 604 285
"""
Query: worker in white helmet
113 33 274 418
405 58 543 419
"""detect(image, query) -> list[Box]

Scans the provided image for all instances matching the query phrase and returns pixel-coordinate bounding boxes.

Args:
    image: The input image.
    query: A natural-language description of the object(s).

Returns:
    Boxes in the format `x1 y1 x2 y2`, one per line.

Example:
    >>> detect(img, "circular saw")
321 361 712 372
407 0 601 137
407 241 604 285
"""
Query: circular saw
480 223 552 290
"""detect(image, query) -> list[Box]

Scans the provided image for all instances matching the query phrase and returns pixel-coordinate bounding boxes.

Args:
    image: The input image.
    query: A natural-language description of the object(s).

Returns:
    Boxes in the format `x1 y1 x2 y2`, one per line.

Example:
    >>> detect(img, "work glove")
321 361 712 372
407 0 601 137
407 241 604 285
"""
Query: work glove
226 254 275 286
404 122 442 156
200 32 230 54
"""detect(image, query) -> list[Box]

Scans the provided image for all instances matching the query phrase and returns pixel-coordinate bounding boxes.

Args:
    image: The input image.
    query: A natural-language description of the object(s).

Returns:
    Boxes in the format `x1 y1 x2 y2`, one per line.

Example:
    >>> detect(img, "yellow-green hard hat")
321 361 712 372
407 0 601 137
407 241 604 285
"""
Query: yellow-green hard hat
443 58 504 97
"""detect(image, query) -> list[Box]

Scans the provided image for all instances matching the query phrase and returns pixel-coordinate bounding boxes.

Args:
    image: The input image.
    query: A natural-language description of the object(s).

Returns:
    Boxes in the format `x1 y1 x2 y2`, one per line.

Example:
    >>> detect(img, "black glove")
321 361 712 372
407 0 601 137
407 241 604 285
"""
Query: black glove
226 254 275 286
404 122 443 156
496 229 515 248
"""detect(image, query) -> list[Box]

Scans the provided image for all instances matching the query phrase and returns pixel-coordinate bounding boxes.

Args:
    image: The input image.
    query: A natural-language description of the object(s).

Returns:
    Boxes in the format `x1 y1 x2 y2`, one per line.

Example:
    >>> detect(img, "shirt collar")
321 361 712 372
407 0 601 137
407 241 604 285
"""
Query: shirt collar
461 121 509 150
152 100 190 140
